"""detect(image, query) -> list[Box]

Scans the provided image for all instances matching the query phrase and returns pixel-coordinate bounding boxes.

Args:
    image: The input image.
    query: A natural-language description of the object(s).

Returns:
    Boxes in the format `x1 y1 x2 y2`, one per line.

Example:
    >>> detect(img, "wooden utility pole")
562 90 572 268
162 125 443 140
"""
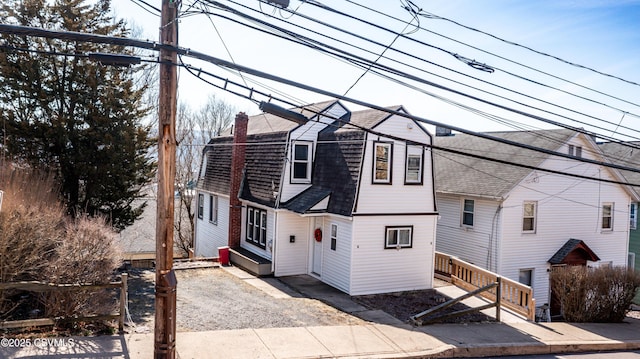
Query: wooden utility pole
155 0 178 358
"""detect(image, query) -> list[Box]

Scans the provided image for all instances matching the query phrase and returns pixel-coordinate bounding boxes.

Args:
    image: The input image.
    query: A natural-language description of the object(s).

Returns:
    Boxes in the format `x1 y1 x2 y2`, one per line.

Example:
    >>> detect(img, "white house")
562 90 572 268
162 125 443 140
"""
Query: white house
433 129 638 316
194 100 438 295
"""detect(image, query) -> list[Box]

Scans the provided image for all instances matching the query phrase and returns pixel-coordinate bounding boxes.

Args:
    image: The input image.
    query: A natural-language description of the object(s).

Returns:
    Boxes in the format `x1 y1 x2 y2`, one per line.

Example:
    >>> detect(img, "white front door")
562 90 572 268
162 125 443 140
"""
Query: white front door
312 218 323 275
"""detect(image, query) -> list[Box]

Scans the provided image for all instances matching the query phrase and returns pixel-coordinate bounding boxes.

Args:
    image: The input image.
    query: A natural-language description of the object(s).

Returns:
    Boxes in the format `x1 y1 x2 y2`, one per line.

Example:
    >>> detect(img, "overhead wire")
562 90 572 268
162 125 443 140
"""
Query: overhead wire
297 0 640 126
343 0 640 114
194 1 640 150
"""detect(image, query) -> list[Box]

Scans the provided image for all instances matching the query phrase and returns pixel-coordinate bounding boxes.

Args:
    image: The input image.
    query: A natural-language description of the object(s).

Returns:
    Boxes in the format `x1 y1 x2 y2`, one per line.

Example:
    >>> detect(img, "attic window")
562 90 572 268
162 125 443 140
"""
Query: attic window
292 142 312 183
568 145 582 158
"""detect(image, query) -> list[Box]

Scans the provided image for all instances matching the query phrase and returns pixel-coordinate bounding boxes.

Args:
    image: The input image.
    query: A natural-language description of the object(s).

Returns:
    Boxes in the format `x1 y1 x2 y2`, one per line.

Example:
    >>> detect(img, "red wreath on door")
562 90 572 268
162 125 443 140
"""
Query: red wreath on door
314 228 322 242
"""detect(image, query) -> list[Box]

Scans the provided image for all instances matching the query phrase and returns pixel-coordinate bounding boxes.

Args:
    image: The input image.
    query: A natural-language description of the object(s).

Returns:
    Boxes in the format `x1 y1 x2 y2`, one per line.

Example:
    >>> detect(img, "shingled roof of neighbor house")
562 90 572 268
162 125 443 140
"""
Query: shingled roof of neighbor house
598 140 640 194
434 129 576 199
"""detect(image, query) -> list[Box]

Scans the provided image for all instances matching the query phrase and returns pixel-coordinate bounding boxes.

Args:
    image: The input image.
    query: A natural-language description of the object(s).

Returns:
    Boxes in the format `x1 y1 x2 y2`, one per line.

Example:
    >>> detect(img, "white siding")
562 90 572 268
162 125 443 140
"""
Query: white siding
194 192 230 258
435 194 501 272
318 217 353 293
356 115 436 214
350 215 437 295
499 136 631 305
274 212 310 276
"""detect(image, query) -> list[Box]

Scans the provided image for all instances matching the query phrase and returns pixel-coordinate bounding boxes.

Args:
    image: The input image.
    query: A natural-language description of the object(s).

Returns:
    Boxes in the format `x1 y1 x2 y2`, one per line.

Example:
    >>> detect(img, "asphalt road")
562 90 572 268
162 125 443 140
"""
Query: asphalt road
475 350 640 359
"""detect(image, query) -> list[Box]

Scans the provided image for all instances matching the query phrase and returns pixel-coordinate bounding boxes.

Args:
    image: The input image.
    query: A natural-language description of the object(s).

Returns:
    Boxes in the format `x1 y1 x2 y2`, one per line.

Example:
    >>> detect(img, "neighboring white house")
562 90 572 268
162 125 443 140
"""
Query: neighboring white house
194 100 438 295
433 129 638 315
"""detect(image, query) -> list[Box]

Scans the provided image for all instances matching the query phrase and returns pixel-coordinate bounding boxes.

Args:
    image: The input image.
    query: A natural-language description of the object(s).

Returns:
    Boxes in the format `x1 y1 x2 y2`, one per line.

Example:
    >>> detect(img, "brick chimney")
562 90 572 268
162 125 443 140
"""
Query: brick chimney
228 112 248 248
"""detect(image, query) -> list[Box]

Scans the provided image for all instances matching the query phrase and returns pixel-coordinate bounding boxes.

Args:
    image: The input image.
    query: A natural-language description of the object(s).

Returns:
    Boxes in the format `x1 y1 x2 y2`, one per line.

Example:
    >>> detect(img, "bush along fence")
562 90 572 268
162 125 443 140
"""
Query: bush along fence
435 251 536 321
0 273 128 331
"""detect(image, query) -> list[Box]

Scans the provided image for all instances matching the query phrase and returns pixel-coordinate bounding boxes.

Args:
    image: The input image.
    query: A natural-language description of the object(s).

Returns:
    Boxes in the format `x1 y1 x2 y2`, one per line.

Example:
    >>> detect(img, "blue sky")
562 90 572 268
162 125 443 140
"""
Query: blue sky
113 0 640 139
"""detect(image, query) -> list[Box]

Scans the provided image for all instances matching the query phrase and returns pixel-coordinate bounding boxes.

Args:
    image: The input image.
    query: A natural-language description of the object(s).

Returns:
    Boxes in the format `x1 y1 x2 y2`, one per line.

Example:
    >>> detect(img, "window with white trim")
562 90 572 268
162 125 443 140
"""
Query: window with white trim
405 145 423 184
246 206 267 248
522 201 537 232
373 142 392 184
330 223 337 251
568 145 583 158
385 226 413 249
602 203 614 230
518 269 533 286
209 195 218 225
631 203 637 230
462 199 474 227
292 142 312 183
197 194 204 220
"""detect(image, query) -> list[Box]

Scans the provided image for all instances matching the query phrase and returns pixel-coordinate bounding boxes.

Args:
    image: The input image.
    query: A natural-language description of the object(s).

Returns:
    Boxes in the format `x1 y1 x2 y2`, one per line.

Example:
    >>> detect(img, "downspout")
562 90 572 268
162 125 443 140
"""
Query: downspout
488 199 504 273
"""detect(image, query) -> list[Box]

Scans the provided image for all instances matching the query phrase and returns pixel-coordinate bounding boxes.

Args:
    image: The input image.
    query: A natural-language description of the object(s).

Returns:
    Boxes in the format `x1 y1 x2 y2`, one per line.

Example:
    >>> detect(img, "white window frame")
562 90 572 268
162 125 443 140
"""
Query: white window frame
197 194 204 220
461 199 474 227
291 141 312 183
246 206 267 248
405 145 423 184
373 142 392 184
209 195 218 225
602 202 614 231
522 201 537 233
385 226 413 249
330 223 338 251
631 203 637 230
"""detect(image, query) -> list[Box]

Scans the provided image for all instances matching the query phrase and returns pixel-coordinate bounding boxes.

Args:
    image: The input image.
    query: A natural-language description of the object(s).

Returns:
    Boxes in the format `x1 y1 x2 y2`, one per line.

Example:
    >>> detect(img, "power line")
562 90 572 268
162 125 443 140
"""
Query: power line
193 2 640 148
295 0 640 123
343 0 640 113
3 23 640 182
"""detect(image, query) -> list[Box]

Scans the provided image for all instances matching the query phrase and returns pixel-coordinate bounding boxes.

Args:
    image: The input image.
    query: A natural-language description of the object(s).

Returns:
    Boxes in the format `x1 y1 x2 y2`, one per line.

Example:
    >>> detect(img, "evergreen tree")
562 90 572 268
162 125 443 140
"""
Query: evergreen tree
0 0 155 230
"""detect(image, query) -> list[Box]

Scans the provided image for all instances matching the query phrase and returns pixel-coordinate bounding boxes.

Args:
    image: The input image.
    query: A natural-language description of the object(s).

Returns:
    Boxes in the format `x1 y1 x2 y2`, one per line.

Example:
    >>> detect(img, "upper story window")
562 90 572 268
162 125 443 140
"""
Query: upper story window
602 203 614 231
373 142 392 184
631 203 637 230
292 142 312 183
568 145 582 158
522 201 537 233
462 199 474 227
385 226 413 249
197 194 204 220
405 145 423 184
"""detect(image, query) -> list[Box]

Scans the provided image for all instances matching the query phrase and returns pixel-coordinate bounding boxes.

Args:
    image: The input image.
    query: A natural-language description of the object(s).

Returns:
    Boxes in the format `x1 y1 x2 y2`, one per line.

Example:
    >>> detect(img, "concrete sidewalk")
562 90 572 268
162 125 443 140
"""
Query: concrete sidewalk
4 317 640 358
3 269 640 358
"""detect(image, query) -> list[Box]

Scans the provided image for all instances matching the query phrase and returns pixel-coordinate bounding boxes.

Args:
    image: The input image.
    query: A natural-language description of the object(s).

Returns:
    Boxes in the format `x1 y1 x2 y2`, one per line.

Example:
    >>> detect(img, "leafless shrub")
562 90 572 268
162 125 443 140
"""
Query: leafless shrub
551 265 640 322
0 165 123 323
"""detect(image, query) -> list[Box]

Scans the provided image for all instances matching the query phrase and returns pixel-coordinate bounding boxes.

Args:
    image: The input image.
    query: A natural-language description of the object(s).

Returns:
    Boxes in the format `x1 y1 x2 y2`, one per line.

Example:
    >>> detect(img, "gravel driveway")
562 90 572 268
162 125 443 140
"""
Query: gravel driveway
126 266 363 333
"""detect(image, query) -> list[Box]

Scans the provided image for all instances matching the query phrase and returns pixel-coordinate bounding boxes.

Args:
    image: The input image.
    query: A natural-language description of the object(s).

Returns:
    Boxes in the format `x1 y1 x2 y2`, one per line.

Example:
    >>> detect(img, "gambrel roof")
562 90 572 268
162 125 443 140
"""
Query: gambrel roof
197 100 407 216
433 129 579 199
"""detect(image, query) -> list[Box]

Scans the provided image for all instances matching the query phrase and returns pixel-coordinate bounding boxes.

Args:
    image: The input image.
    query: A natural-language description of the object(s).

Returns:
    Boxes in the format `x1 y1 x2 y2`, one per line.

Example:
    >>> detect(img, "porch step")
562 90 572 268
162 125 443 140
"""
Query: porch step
229 247 273 276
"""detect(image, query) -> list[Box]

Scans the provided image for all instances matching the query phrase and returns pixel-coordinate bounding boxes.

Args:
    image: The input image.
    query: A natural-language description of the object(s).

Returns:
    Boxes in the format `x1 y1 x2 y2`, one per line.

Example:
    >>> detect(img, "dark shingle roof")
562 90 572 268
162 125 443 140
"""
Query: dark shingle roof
240 132 288 207
281 129 366 216
598 141 640 195
198 132 288 209
434 129 576 198
548 238 600 264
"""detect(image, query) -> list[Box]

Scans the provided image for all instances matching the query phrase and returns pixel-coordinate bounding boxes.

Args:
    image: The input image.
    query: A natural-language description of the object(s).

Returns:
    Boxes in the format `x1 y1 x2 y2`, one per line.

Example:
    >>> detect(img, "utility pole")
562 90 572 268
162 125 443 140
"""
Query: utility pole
155 0 178 358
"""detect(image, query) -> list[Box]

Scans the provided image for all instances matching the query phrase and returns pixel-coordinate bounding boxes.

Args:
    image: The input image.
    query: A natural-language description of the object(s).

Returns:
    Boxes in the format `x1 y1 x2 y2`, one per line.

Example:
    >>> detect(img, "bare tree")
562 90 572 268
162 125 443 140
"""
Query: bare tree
174 95 235 256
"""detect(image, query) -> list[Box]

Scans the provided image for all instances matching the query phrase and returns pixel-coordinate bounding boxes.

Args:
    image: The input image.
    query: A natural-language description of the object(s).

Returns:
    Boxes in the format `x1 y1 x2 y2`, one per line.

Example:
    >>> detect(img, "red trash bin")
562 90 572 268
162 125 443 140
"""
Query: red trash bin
218 246 230 266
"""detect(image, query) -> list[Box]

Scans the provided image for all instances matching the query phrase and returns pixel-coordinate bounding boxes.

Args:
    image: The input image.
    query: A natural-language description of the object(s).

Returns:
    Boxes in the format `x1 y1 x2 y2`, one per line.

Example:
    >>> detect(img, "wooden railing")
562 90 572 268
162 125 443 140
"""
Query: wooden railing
434 252 535 321
0 273 128 331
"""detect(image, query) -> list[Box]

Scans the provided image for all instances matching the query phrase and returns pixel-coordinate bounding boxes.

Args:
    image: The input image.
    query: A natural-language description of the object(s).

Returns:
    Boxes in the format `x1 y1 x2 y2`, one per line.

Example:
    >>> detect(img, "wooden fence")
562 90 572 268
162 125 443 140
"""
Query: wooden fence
0 273 128 331
435 252 535 321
